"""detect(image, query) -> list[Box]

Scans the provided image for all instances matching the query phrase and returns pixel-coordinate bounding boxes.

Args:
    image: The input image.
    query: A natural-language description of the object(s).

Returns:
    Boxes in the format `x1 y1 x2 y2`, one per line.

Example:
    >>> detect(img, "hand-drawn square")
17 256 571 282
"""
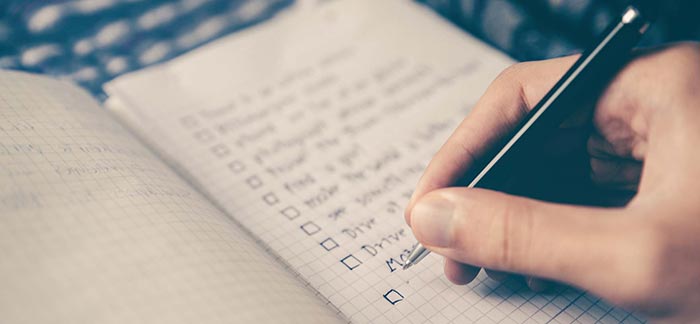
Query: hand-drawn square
193 130 215 143
383 289 404 305
340 254 362 270
300 221 321 235
280 206 300 220
228 160 246 173
320 238 338 251
211 144 231 158
262 192 279 205
245 175 263 189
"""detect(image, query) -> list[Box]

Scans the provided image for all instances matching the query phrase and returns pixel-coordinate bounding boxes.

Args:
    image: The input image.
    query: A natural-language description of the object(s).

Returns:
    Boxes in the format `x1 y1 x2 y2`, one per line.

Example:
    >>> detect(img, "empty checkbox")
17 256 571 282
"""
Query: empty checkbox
280 206 300 220
211 144 231 158
340 254 362 270
320 238 338 251
228 160 246 173
245 175 263 189
383 289 404 305
300 221 321 235
262 193 279 205
193 130 215 143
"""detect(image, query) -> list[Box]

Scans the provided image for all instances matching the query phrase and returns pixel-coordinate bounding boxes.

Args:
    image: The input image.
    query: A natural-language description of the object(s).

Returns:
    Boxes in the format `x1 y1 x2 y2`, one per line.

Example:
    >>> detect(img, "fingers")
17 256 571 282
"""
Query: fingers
408 187 624 290
590 44 700 193
484 269 509 282
589 157 642 190
588 132 643 199
627 45 700 198
450 262 553 293
405 55 579 224
444 259 480 285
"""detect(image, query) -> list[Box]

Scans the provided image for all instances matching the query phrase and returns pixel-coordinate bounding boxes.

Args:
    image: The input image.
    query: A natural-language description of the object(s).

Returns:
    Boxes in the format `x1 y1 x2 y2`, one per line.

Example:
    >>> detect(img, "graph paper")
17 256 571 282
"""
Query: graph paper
105 0 646 323
0 71 342 324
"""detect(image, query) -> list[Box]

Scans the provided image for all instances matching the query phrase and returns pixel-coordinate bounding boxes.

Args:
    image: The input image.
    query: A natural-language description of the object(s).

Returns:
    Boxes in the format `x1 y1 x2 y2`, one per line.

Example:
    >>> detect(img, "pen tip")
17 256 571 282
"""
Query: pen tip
402 262 412 270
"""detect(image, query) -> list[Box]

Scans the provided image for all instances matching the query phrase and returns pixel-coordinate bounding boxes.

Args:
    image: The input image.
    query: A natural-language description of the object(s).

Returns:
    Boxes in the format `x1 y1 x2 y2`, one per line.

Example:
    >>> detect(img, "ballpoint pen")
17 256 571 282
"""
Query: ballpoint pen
403 2 657 270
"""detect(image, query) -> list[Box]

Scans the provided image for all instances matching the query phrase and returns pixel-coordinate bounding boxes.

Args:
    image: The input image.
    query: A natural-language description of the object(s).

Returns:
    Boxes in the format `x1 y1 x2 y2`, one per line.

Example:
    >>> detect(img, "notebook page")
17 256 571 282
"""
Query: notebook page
105 1 644 323
0 71 343 324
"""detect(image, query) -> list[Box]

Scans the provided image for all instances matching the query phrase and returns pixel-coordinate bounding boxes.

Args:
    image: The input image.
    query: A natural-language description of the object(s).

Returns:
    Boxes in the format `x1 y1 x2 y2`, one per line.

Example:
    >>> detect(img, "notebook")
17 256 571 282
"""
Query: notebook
0 0 645 323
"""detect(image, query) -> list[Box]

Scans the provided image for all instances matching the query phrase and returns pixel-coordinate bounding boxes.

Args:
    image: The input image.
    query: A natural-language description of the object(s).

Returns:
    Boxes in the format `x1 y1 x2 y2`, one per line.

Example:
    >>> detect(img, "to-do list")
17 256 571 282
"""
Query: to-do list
106 1 645 323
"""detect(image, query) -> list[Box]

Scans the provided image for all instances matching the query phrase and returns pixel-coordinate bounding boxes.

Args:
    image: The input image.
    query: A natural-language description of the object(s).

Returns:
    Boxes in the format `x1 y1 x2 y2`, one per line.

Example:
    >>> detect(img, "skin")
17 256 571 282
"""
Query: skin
404 43 700 322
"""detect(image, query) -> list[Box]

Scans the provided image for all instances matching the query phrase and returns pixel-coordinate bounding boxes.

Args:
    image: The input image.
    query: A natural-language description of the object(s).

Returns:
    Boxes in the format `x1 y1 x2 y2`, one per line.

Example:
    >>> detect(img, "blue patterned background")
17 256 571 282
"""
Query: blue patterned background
1 0 697 96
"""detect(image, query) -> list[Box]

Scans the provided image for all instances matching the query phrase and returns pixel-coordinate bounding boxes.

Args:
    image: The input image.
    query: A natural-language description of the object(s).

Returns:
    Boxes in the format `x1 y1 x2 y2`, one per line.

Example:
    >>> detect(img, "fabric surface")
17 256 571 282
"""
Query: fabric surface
0 0 292 95
416 0 700 61
1 0 698 95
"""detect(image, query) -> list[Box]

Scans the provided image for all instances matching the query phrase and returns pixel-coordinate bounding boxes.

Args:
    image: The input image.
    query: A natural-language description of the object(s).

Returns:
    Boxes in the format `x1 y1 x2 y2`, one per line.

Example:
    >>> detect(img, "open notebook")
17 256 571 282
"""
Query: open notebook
1 1 645 323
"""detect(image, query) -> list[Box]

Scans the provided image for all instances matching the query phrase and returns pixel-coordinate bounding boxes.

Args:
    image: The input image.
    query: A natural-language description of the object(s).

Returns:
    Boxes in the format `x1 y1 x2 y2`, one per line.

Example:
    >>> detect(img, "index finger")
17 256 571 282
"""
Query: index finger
405 55 578 225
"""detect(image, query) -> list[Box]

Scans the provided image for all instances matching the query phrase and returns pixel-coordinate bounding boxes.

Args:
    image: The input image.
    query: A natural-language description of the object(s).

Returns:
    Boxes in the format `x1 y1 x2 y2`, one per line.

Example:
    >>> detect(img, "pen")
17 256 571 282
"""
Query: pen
403 3 656 270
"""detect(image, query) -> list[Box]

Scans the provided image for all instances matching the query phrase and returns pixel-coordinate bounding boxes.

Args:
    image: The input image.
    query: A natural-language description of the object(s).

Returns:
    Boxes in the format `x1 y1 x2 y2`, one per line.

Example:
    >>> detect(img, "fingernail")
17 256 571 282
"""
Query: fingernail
410 197 454 247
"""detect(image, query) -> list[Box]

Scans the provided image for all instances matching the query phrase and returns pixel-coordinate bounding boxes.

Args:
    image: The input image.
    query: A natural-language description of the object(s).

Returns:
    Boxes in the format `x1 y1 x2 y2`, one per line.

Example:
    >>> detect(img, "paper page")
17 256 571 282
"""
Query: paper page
0 70 343 324
105 1 644 323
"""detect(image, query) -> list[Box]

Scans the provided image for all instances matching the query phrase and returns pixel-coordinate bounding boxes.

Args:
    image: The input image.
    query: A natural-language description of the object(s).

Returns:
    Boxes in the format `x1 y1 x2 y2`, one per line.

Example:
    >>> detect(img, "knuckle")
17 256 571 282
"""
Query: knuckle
493 207 516 270
486 196 533 271
506 201 535 270
494 63 528 86
456 138 479 167
653 43 700 85
491 63 536 115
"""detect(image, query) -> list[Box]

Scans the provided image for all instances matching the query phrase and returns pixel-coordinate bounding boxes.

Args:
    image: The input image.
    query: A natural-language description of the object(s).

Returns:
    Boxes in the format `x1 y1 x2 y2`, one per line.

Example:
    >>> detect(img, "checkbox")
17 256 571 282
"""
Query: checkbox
245 175 263 189
383 289 404 305
193 130 215 143
262 192 279 205
300 221 321 235
211 144 231 158
228 160 246 173
180 115 199 128
280 206 300 220
320 238 338 251
340 254 362 270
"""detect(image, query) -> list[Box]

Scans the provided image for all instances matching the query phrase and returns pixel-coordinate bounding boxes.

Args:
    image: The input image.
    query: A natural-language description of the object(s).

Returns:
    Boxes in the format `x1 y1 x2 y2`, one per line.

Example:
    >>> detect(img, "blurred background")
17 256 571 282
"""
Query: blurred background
0 0 698 96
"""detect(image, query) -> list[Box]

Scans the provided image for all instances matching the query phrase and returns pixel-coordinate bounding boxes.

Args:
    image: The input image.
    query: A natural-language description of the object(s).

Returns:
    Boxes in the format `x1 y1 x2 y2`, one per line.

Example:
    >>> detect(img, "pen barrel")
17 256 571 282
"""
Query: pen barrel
405 6 651 270
468 6 650 192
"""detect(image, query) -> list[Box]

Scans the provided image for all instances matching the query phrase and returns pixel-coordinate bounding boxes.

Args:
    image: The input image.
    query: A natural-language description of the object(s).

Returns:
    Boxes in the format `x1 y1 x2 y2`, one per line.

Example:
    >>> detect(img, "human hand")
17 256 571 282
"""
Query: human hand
404 43 700 321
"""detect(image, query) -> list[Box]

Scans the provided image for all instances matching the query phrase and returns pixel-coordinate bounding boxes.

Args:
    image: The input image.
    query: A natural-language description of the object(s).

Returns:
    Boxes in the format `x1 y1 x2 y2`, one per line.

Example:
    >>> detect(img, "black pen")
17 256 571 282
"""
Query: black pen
403 3 657 270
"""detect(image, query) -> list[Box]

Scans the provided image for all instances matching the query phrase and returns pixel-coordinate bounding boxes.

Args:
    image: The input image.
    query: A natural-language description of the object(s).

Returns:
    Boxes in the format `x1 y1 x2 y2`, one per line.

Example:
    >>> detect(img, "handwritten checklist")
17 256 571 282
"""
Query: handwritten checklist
105 0 646 323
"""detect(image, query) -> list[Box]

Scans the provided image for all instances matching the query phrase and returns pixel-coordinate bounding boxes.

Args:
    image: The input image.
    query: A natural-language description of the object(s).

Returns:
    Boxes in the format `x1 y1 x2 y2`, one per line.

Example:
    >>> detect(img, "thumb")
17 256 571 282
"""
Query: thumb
409 187 627 289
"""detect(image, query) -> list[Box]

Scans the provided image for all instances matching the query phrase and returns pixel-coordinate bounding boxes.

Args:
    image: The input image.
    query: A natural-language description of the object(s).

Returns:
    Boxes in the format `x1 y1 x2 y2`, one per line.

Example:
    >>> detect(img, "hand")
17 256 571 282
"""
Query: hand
404 43 700 321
